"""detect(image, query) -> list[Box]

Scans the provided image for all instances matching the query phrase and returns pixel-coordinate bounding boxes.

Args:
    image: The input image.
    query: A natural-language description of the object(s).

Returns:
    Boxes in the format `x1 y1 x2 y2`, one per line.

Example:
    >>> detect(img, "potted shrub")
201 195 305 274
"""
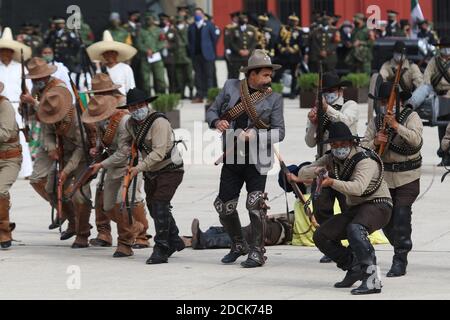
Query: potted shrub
152 93 181 129
341 73 370 103
271 82 284 94
298 73 319 109
205 87 221 121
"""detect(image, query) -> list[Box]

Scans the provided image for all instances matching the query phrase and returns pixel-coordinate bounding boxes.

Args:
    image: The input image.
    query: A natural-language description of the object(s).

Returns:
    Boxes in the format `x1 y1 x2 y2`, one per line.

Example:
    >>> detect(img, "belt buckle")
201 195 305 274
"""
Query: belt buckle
391 163 400 172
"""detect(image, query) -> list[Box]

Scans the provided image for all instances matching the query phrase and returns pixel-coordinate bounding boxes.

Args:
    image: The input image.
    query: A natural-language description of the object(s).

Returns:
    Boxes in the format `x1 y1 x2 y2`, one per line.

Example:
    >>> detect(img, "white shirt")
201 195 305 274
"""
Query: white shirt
50 61 75 102
106 62 135 95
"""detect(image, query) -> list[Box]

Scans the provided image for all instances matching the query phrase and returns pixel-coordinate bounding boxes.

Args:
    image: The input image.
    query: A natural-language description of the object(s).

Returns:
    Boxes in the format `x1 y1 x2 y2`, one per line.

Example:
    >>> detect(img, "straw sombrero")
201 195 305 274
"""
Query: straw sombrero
84 73 121 93
26 57 57 79
82 95 118 123
87 30 137 63
0 27 32 61
38 87 73 124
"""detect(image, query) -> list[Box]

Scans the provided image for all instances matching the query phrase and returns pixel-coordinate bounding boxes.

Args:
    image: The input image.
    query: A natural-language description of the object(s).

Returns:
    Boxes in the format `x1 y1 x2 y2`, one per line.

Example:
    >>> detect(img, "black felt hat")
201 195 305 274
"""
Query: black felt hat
322 72 352 92
117 88 158 109
321 122 361 144
368 81 412 102
393 40 406 53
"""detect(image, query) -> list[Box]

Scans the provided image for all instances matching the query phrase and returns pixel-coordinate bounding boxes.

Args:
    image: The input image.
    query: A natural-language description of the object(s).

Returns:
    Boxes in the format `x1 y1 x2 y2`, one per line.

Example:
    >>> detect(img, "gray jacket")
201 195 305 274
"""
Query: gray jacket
206 79 285 174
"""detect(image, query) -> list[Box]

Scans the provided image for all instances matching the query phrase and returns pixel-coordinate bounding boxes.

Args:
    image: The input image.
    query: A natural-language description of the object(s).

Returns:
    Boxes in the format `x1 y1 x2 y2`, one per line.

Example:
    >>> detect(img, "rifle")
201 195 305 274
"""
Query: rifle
378 49 406 156
121 142 138 225
65 151 108 200
316 60 324 158
74 29 97 90
313 168 329 200
19 49 32 143
56 135 65 225
274 149 319 228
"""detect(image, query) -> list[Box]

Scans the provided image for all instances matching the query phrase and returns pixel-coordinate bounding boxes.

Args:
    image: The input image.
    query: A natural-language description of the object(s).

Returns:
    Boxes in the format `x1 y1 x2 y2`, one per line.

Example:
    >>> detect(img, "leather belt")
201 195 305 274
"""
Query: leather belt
384 157 422 172
0 147 22 160
6 135 19 143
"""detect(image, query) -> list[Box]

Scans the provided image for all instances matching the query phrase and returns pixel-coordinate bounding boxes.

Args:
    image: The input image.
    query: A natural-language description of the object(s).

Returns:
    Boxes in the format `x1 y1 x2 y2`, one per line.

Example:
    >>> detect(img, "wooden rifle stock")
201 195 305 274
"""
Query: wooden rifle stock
19 49 32 143
121 143 138 212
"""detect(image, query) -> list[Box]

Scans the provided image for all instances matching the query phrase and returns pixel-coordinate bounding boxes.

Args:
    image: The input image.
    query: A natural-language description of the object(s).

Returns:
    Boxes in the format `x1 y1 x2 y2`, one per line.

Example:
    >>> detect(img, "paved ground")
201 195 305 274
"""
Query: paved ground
2 63 450 299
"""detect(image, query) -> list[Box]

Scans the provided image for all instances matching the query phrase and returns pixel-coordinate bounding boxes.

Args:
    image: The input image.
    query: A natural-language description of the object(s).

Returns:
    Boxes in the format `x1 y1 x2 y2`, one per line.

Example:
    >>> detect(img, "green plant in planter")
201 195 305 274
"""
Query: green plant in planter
207 87 221 104
152 94 181 112
298 73 319 91
271 82 283 93
341 73 370 88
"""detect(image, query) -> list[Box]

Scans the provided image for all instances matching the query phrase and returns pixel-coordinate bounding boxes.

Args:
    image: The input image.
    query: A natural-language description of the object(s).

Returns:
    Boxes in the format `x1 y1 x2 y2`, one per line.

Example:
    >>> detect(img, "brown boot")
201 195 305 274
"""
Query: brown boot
112 205 144 258
0 195 13 249
132 202 150 249
89 197 112 247
71 202 91 248
30 179 51 202
60 202 76 240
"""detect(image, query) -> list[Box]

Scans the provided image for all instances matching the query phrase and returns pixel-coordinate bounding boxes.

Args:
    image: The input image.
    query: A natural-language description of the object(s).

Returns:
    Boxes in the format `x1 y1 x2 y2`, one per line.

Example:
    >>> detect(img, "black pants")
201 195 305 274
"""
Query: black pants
218 164 267 202
313 201 392 270
193 54 215 99
164 63 178 94
312 185 348 225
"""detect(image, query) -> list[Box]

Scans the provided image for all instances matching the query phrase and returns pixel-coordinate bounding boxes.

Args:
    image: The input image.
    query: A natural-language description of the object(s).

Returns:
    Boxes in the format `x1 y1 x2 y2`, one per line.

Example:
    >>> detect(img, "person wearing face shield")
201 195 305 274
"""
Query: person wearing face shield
295 121 392 295
226 12 258 80
379 41 423 93
305 72 358 263
345 13 375 74
408 36 450 166
118 88 185 264
363 82 422 278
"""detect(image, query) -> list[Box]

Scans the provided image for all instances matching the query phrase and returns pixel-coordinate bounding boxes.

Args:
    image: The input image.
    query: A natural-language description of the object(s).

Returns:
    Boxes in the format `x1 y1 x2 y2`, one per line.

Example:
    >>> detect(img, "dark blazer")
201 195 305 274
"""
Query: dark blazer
188 20 219 61
206 79 285 173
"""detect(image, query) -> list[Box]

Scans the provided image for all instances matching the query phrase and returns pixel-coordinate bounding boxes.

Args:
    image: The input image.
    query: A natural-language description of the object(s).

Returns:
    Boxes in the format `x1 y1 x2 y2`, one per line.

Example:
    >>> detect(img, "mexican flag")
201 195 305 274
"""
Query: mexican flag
411 0 425 38
411 0 424 23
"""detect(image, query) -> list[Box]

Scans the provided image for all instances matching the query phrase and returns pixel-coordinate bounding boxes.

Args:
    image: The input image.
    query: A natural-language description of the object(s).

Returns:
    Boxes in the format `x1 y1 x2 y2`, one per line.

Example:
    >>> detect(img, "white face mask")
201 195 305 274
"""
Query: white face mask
324 92 339 105
332 146 351 160
393 53 402 63
131 107 149 121
177 23 185 30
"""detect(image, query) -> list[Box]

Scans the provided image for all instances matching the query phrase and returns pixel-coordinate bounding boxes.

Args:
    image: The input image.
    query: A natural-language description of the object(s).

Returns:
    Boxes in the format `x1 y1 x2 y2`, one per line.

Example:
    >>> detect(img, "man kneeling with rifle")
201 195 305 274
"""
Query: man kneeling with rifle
81 95 145 257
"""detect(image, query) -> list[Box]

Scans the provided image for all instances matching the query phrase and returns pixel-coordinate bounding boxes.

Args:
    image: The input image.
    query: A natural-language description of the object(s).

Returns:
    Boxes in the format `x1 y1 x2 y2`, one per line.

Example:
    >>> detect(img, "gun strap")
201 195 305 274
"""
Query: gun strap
55 107 74 136
220 80 272 128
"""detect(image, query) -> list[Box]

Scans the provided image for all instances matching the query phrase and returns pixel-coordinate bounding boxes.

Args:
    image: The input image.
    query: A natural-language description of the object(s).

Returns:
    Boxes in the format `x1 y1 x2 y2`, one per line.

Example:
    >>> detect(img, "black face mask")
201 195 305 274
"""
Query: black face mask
238 19 246 26
388 19 395 24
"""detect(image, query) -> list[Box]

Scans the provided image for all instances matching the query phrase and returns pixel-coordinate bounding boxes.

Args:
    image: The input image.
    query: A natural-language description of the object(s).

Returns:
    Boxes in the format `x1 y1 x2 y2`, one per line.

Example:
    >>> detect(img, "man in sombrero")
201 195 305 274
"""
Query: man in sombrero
0 27 33 179
37 86 93 249
304 71 358 263
363 82 423 278
294 121 392 295
206 49 285 268
0 81 22 249
87 30 137 95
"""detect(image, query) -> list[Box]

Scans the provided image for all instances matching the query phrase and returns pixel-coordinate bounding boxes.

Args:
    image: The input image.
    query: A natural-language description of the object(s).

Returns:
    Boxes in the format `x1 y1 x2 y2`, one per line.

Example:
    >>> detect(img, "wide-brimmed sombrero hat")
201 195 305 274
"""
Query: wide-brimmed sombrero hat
38 87 73 124
240 49 281 73
117 88 158 109
368 81 412 102
0 27 32 61
82 95 118 123
84 73 121 93
321 122 362 144
26 57 57 79
87 30 137 63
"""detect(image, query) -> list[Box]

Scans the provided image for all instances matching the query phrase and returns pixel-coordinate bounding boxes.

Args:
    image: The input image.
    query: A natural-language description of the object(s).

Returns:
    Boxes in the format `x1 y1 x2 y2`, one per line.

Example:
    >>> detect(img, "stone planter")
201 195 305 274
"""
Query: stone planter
344 87 369 103
299 91 316 109
165 110 180 129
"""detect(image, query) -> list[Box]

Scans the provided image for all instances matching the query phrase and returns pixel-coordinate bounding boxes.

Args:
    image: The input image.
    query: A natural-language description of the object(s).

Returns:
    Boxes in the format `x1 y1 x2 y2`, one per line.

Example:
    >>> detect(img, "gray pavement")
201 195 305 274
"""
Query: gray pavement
2 87 450 299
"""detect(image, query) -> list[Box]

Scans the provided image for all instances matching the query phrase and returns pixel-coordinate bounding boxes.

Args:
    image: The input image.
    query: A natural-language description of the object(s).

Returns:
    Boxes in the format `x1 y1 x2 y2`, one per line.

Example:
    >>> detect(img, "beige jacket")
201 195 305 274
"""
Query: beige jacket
125 109 182 173
424 56 450 93
362 108 422 189
305 97 359 152
43 111 85 176
442 122 450 152
298 146 391 207
0 98 20 152
380 59 423 91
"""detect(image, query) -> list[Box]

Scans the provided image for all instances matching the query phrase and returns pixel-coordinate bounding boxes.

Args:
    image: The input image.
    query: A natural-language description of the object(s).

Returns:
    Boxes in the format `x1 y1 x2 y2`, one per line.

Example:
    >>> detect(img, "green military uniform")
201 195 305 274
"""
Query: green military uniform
345 13 374 74
227 14 258 79
137 15 167 95
18 24 43 56
108 26 131 44
79 20 95 46
308 17 340 72
175 17 194 99
162 21 179 94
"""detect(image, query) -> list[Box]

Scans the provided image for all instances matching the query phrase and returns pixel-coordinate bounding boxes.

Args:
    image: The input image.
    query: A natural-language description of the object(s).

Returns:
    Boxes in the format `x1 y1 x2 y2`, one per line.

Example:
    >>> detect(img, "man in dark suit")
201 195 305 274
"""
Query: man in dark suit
206 50 285 268
188 7 219 103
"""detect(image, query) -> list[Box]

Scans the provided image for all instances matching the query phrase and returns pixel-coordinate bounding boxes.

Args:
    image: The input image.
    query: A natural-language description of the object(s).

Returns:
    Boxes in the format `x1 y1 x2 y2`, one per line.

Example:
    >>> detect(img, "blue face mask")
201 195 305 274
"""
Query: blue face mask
194 15 202 22
131 107 149 121
332 146 351 160
324 92 339 105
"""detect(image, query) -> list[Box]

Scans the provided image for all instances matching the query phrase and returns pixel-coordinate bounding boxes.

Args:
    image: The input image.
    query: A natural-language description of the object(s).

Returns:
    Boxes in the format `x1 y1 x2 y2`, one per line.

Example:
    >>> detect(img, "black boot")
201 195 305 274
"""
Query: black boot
334 254 363 288
192 219 232 249
222 241 249 263
240 191 268 268
320 255 333 263
146 201 171 264
167 208 185 258
347 223 382 295
387 206 412 277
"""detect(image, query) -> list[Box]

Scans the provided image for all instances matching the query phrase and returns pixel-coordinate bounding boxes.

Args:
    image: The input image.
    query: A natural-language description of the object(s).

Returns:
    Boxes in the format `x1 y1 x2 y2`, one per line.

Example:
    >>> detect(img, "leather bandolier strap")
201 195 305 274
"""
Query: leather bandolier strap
101 111 128 149
0 147 22 159
431 57 450 90
220 79 273 129
332 147 384 197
